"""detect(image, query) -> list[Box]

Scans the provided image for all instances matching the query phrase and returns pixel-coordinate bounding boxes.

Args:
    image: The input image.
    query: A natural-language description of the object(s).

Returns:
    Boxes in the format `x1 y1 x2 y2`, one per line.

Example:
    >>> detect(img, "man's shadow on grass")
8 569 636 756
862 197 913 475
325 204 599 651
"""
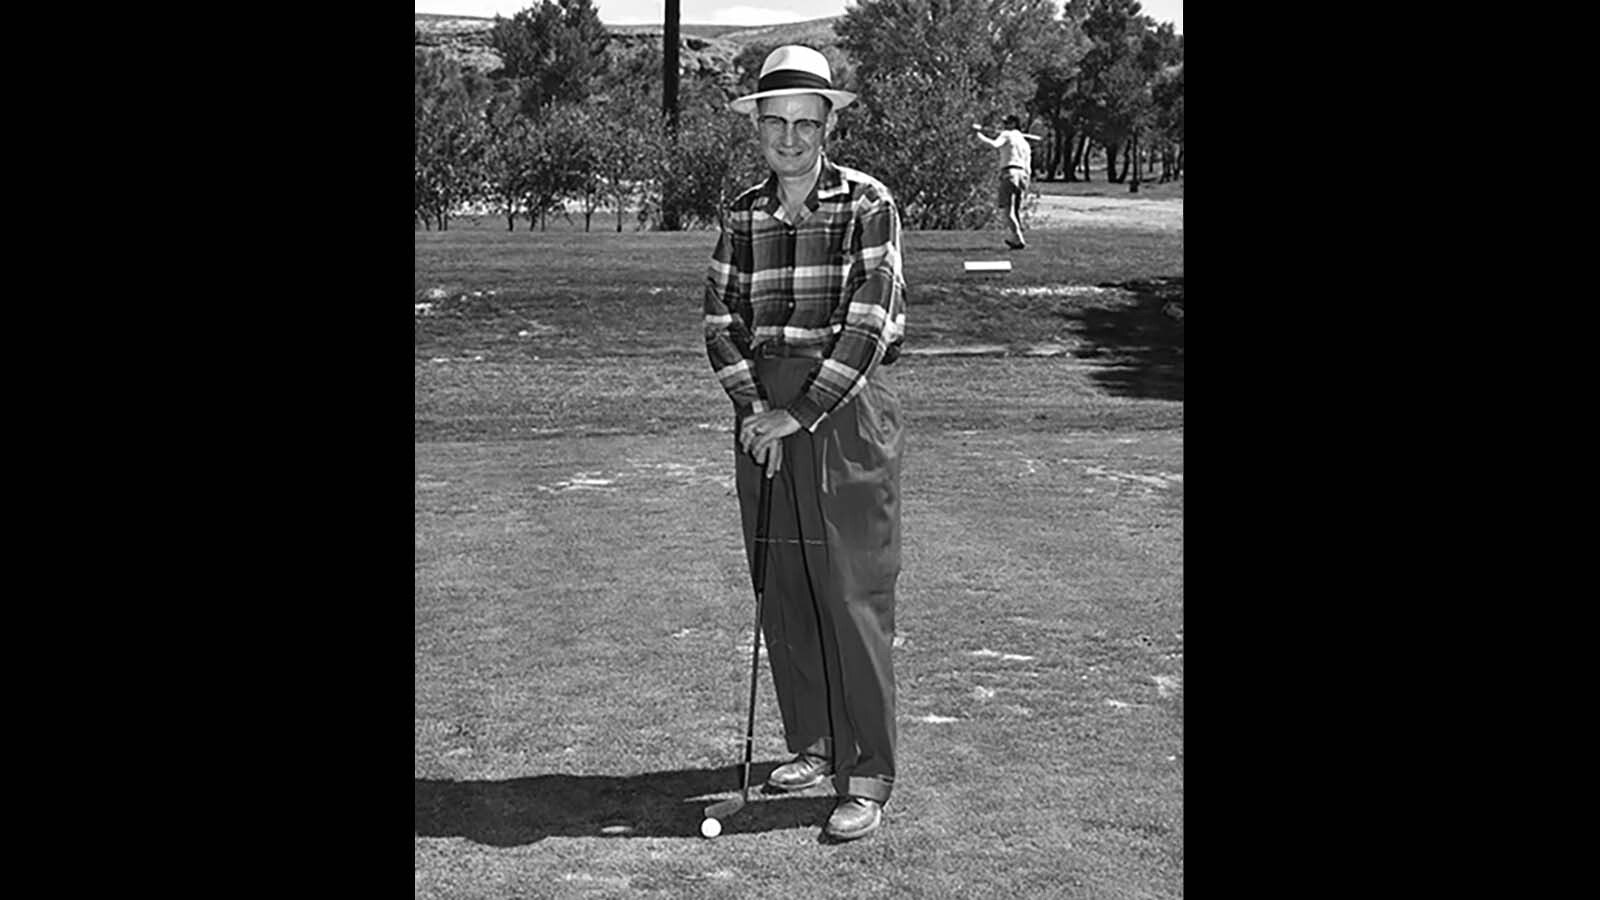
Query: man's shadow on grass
415 761 835 846
1062 276 1184 401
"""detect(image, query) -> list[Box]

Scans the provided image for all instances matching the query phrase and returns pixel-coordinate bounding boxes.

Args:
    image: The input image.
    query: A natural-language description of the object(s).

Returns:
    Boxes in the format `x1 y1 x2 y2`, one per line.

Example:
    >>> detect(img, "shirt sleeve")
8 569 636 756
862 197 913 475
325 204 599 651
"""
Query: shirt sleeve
704 222 769 415
785 188 904 431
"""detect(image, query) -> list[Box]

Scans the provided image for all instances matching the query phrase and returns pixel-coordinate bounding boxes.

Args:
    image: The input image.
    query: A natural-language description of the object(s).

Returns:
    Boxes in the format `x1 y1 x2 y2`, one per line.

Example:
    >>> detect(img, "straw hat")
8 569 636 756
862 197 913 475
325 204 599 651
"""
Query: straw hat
729 45 857 114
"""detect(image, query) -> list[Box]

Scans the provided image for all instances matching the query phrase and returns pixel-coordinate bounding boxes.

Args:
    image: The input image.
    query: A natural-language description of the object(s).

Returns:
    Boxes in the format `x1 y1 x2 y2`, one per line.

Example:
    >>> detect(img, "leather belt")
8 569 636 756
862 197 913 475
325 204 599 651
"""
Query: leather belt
755 342 827 359
754 341 903 365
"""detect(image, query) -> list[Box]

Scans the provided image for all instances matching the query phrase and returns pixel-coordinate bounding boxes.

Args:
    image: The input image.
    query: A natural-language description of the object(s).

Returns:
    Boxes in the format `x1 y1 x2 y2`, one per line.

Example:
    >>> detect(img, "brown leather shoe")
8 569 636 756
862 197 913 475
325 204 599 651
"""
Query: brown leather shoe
825 797 883 841
764 753 833 792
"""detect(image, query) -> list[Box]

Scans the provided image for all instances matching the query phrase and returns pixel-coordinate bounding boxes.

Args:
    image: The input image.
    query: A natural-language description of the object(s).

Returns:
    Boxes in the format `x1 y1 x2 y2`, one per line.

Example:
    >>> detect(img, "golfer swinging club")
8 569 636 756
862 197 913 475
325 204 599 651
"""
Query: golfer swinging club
972 115 1042 250
704 44 907 842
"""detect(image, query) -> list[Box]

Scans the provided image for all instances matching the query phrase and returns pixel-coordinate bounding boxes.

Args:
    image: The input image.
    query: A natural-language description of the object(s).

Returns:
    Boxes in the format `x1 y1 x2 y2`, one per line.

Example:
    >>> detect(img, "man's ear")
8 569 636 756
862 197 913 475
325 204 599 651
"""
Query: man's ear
826 110 839 139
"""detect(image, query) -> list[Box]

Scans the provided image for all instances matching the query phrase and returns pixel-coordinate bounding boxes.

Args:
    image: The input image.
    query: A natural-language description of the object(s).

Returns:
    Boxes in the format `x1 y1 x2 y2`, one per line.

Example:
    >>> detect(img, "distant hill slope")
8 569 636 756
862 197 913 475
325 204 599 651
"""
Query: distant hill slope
715 17 842 47
608 15 841 45
606 23 758 39
416 14 842 76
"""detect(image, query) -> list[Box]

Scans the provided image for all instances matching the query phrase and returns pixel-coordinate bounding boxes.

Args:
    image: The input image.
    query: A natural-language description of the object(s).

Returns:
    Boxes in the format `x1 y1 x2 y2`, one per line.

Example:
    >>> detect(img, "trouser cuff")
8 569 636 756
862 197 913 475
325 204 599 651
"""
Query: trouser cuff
836 775 893 805
792 736 832 758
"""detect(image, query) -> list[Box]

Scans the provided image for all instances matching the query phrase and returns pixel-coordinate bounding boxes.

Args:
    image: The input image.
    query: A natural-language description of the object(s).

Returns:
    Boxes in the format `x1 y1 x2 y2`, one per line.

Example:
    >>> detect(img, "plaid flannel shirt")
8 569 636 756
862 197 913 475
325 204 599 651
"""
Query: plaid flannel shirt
704 156 907 431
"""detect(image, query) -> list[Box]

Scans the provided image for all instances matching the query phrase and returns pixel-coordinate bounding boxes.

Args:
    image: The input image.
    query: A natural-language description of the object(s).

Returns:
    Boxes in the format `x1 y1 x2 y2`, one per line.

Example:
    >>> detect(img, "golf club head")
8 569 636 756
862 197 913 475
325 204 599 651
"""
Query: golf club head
703 796 745 820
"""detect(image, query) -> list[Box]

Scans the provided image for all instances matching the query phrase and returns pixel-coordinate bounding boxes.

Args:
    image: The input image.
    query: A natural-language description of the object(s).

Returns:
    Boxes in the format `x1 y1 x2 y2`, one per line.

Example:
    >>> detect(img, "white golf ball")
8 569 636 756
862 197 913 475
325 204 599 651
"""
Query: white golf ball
700 817 722 838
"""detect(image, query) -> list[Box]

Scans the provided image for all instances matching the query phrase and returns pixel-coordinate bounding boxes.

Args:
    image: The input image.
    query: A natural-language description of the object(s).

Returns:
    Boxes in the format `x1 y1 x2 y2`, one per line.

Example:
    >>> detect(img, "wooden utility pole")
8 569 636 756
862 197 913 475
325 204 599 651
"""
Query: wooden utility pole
661 0 682 229
664 0 680 130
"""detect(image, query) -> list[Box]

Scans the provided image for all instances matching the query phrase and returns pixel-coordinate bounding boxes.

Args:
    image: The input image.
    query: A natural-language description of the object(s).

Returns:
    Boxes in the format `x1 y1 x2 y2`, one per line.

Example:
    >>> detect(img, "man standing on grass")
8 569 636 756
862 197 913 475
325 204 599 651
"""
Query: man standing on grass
972 115 1043 249
703 44 906 843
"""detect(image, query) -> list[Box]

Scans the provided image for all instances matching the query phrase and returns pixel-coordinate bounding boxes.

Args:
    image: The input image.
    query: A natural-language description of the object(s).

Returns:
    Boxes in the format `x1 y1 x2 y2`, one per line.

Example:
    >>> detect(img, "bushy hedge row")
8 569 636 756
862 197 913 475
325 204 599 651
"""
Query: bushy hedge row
415 50 1006 232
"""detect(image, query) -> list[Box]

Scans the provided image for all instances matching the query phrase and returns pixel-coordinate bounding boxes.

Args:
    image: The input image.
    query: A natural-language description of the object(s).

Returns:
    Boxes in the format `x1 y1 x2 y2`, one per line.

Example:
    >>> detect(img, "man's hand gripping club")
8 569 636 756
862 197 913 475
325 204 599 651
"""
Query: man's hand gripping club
740 410 802 479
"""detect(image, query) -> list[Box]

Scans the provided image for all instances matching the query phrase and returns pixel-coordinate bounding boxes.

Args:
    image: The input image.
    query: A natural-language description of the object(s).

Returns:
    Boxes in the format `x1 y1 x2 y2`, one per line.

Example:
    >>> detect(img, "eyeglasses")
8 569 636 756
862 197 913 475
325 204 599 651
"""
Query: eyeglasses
758 115 825 141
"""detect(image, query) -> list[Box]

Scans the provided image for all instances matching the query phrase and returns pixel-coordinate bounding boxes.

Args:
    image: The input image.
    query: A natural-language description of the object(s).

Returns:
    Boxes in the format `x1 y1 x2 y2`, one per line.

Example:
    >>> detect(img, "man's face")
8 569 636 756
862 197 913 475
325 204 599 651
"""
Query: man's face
756 94 832 180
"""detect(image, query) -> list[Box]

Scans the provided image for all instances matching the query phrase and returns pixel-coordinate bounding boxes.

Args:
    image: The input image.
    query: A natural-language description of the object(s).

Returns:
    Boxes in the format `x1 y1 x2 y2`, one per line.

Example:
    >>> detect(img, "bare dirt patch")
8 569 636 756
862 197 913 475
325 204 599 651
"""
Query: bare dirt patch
1030 193 1183 231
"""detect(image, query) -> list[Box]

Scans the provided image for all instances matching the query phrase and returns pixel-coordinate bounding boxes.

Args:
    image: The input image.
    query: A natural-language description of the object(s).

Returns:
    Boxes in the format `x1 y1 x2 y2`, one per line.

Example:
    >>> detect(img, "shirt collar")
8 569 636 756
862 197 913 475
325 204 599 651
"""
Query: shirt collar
757 155 843 221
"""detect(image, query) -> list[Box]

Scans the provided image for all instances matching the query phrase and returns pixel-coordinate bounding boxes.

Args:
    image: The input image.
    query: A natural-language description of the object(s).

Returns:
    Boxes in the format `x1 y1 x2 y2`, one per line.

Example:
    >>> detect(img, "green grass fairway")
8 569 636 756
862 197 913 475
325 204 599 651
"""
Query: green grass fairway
416 222 1183 898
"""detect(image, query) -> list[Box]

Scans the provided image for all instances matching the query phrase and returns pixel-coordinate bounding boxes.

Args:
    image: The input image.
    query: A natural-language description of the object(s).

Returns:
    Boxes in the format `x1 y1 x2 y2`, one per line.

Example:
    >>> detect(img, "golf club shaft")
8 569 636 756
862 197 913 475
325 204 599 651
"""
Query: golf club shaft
739 473 774 801
704 473 775 823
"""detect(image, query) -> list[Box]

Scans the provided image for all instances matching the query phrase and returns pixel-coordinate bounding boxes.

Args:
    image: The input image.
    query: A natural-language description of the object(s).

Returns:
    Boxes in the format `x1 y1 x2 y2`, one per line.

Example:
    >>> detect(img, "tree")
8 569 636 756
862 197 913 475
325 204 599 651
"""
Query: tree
480 91 536 229
1151 62 1183 181
608 37 761 231
490 0 610 115
838 0 1062 115
1131 20 1181 187
562 103 607 232
415 49 493 230
1099 53 1150 182
835 0 1061 227
1065 0 1174 183
1029 23 1092 180
732 42 772 98
651 99 765 230
591 90 662 232
832 68 997 229
521 102 592 231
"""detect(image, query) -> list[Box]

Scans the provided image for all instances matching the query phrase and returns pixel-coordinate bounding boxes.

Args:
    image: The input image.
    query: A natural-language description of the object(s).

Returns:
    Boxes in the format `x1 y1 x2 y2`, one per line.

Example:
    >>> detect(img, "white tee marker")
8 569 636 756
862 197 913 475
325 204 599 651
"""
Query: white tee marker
963 260 1012 273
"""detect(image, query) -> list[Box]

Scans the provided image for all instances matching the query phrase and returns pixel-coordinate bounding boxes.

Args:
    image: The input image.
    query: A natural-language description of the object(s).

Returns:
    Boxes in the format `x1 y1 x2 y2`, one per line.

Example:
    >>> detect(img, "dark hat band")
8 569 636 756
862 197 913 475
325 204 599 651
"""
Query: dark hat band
757 70 833 93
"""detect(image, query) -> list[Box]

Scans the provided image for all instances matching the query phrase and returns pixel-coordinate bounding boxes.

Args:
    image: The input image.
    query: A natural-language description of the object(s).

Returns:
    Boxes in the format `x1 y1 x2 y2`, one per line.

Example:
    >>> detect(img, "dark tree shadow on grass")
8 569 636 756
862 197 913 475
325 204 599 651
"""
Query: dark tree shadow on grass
415 761 835 846
1061 276 1184 401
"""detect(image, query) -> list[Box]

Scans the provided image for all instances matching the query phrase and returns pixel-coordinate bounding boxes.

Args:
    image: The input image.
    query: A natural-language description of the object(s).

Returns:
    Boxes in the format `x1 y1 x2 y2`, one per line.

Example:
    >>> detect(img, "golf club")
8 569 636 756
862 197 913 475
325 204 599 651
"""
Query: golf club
702 471 774 833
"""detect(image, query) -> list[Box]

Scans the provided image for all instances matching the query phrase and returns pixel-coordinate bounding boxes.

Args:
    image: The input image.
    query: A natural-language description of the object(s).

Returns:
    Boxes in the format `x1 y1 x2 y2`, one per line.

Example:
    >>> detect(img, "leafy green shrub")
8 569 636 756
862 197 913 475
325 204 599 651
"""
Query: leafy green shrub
832 70 997 230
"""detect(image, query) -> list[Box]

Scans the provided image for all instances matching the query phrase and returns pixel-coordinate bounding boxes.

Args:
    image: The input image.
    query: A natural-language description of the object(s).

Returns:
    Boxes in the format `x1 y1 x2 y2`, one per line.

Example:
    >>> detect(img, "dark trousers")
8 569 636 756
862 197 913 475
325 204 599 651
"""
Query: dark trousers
735 357 904 804
998 168 1028 245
